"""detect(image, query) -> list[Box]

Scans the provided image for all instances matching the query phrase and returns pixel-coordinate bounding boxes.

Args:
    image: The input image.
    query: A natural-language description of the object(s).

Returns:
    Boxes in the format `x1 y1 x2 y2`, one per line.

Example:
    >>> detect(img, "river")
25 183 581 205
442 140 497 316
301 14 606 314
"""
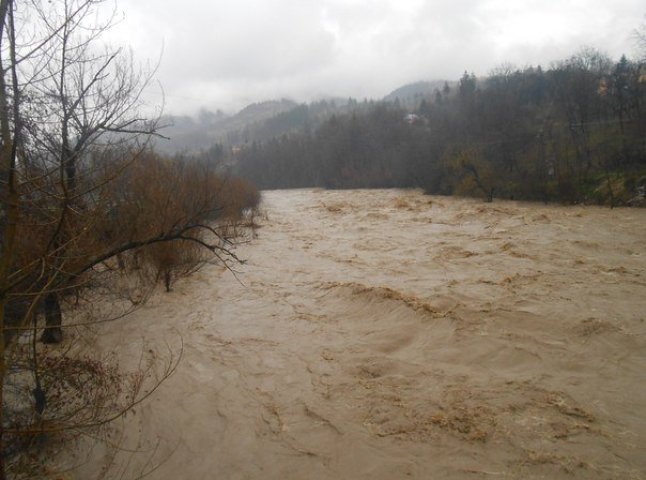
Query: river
73 189 646 479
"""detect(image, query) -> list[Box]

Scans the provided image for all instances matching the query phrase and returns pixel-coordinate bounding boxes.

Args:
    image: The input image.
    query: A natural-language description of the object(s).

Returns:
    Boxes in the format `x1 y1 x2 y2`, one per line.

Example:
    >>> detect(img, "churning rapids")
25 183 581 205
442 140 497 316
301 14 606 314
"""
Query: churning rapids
72 189 646 479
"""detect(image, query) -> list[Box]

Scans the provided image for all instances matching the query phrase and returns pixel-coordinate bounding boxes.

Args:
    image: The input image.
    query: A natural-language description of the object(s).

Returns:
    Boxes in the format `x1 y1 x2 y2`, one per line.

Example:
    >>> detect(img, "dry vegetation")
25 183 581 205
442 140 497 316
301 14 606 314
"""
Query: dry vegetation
0 1 260 478
2 148 260 478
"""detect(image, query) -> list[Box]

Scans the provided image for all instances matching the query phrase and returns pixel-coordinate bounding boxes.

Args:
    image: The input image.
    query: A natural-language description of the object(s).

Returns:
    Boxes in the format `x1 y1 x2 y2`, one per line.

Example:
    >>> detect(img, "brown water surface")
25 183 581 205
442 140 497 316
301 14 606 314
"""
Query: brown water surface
75 189 646 479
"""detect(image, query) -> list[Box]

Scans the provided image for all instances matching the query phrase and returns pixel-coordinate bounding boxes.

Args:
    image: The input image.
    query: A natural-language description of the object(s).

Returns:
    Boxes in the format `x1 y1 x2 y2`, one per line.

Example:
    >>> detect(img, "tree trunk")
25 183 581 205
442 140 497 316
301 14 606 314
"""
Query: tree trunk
40 293 63 344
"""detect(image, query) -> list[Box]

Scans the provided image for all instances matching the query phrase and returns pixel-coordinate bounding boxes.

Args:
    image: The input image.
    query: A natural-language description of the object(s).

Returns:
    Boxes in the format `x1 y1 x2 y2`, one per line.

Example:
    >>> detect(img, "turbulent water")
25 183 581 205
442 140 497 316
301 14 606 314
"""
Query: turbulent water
75 189 646 479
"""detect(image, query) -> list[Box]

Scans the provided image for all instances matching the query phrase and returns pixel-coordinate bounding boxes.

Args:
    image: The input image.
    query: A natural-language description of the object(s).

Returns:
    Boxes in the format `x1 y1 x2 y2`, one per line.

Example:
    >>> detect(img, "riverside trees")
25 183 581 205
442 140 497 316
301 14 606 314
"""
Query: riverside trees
234 47 645 205
0 1 259 477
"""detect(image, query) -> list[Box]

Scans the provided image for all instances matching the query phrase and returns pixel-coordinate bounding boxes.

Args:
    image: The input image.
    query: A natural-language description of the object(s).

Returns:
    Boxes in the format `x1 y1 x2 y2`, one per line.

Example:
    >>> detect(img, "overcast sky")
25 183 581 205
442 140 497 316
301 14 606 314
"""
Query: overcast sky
106 0 644 115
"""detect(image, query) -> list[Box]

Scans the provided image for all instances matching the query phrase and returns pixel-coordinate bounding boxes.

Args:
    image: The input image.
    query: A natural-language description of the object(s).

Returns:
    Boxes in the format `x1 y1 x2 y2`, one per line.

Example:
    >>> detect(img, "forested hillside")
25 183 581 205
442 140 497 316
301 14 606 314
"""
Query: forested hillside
234 48 646 205
155 98 358 154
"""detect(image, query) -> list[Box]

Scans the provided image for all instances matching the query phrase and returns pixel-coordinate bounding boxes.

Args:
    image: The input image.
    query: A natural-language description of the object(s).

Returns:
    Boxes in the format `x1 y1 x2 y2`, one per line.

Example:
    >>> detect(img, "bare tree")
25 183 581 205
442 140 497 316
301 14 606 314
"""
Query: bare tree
0 1 259 478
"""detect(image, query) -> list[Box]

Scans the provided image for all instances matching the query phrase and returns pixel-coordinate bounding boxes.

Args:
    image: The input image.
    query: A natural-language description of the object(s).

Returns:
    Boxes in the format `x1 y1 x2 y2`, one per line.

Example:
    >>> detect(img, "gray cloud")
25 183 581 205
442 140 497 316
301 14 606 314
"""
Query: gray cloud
108 0 645 114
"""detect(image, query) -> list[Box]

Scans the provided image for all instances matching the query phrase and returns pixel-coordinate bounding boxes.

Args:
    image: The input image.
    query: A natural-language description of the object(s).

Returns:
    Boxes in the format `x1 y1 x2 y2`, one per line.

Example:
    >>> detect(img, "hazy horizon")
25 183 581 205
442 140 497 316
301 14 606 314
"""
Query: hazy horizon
106 0 645 116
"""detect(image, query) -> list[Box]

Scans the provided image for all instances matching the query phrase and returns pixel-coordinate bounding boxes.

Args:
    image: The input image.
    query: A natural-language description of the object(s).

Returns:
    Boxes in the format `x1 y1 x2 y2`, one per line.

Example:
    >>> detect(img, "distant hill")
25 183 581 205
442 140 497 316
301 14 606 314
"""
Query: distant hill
233 99 299 126
154 99 298 154
384 80 451 107
154 81 457 155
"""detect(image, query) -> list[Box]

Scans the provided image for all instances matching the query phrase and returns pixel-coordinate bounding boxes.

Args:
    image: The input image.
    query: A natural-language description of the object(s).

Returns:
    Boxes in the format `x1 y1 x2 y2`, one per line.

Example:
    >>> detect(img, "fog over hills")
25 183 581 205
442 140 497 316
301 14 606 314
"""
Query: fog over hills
383 80 454 106
154 80 450 154
154 99 298 154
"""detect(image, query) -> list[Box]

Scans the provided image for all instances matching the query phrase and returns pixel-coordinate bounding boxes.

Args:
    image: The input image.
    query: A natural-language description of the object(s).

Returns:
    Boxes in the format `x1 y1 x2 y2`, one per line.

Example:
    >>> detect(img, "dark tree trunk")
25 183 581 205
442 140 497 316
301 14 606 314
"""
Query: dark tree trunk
40 293 63 344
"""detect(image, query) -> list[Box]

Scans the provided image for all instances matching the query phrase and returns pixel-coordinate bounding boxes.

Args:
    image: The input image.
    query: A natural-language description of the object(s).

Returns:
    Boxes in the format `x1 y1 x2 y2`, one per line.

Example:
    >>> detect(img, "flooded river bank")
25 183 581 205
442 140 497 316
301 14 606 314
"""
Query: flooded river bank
77 189 646 479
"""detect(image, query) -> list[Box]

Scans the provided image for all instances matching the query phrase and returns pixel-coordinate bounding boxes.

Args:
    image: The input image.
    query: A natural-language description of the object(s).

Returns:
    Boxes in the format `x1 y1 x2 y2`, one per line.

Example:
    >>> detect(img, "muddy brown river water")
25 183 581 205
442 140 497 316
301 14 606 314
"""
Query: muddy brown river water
73 189 646 479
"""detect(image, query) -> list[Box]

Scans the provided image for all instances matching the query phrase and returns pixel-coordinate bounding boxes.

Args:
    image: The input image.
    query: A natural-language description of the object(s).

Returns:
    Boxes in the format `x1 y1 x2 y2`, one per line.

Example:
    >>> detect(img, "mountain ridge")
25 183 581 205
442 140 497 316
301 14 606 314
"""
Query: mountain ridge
155 81 448 154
